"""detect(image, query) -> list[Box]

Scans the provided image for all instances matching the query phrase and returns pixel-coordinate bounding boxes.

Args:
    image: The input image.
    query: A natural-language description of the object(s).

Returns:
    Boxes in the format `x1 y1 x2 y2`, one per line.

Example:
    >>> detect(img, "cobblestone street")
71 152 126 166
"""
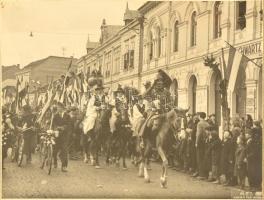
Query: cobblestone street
2 154 240 199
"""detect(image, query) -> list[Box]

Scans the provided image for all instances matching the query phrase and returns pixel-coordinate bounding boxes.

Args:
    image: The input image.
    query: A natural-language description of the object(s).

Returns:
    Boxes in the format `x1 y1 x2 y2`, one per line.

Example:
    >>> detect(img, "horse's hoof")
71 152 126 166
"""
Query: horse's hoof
83 159 88 163
138 173 144 178
160 177 167 188
144 177 150 183
95 165 101 169
122 167 128 170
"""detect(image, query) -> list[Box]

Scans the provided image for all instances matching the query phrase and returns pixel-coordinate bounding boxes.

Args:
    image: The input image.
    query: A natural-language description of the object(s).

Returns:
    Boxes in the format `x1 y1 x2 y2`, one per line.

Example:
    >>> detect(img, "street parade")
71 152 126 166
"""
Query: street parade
1 0 263 199
2 67 262 191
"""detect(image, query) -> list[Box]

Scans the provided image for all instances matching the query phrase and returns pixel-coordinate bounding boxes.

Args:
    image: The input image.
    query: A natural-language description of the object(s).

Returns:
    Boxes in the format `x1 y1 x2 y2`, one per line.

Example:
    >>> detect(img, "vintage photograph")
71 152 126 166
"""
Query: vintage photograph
1 0 263 199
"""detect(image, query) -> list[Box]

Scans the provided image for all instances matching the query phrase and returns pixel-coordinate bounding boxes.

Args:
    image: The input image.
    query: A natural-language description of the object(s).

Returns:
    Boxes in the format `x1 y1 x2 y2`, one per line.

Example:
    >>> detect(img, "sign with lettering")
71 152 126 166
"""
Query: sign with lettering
237 42 262 56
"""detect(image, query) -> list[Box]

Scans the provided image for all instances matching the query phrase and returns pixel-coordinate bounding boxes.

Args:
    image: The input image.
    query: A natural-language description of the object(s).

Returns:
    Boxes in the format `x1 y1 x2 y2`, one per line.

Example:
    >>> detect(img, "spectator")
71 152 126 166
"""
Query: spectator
245 129 261 191
245 114 253 129
251 122 262 191
220 130 234 186
234 135 247 190
191 114 199 176
208 114 218 132
203 126 213 180
195 112 209 180
210 127 222 184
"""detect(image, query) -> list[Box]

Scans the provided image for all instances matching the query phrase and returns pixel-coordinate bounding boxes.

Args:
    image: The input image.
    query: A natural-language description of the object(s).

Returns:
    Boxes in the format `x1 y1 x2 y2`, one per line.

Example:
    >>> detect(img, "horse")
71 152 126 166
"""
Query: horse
88 106 112 168
107 106 132 169
135 107 189 188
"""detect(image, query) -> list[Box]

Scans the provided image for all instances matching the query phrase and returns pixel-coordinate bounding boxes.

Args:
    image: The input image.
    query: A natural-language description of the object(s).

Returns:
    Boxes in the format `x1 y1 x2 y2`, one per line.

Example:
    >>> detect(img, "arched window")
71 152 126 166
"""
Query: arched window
190 11 197 47
214 1 222 38
174 21 179 52
149 32 153 60
236 1 246 30
157 27 161 57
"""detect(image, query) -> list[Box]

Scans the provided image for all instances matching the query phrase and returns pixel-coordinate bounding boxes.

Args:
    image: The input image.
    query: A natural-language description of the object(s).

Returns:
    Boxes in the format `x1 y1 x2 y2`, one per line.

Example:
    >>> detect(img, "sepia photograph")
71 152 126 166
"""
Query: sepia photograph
1 0 263 199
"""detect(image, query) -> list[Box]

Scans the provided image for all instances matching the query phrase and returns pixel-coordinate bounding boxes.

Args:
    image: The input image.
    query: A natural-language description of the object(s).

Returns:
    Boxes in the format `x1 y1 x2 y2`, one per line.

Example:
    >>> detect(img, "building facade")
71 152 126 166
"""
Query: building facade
78 1 263 123
15 56 77 106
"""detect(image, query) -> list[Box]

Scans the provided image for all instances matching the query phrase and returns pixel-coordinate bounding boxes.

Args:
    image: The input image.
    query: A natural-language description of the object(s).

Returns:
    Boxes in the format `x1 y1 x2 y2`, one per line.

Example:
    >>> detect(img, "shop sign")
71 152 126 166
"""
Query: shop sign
237 42 262 56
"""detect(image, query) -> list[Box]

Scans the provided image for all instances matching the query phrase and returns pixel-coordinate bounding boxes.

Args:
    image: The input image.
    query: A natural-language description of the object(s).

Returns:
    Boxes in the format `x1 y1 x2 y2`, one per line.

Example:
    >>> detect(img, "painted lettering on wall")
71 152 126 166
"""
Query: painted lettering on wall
238 42 262 56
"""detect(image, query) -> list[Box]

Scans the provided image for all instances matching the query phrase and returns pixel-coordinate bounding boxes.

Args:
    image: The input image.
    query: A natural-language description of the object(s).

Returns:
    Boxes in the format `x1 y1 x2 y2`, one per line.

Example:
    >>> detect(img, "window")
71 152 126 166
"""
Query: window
98 58 102 73
174 21 179 52
149 32 153 60
191 11 197 47
214 1 222 38
124 52 129 70
129 50 134 68
114 49 120 73
236 1 246 30
105 52 111 78
157 27 161 57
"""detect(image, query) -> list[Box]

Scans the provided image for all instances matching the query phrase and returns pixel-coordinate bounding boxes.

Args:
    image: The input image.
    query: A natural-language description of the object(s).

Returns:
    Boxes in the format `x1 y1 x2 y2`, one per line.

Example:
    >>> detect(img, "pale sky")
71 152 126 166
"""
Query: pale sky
0 0 144 67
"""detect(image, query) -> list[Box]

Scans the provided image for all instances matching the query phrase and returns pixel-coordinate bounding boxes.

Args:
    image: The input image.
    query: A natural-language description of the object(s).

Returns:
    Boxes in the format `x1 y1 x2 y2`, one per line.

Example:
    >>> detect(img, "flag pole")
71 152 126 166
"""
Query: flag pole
224 41 261 68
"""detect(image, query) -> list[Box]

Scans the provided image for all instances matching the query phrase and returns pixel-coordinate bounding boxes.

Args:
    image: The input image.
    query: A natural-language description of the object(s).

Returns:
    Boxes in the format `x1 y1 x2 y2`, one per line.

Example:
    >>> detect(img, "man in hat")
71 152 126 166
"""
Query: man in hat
114 84 128 114
150 69 172 113
82 84 103 135
52 102 71 172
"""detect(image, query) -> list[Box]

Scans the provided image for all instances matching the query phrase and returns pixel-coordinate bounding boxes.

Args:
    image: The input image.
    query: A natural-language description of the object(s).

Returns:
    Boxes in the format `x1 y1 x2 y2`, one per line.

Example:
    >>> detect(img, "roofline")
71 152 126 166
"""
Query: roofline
78 18 141 64
138 1 162 14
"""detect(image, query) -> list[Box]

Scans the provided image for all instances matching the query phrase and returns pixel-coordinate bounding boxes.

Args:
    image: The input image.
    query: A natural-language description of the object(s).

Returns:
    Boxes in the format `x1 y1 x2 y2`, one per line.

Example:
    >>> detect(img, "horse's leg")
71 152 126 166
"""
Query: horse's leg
82 134 88 163
138 161 144 177
122 141 128 170
143 141 151 183
157 145 168 188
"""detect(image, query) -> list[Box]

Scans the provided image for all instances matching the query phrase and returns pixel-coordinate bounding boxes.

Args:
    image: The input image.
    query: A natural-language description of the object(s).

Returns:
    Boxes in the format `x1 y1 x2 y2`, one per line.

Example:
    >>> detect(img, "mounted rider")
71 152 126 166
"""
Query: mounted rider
82 70 106 135
138 69 172 140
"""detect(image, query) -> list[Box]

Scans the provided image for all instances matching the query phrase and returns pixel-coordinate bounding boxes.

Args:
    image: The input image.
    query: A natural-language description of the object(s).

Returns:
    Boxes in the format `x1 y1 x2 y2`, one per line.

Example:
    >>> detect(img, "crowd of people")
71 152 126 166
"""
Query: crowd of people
1 69 262 192
170 112 262 192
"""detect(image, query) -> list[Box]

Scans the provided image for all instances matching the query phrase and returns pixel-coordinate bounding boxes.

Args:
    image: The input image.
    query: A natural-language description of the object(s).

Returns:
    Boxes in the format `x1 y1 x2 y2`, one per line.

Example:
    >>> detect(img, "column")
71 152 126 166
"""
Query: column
177 88 188 108
220 1 231 43
196 86 208 113
245 80 258 119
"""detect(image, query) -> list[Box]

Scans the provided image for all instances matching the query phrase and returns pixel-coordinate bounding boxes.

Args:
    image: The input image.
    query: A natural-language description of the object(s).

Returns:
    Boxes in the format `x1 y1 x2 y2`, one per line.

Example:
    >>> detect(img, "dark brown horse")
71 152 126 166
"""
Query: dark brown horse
136 107 189 188
107 107 132 169
89 106 112 168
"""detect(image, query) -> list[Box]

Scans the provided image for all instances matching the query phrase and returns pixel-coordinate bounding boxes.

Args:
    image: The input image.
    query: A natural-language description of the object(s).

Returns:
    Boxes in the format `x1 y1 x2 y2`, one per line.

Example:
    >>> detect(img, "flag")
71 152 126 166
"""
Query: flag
60 57 74 103
15 78 21 113
37 81 56 124
220 48 227 80
225 42 249 92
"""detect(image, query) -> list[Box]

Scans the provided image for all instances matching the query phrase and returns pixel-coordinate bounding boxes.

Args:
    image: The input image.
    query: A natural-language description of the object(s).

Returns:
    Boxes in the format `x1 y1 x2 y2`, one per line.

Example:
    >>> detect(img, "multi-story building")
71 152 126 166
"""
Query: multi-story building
77 4 143 90
78 1 263 124
15 56 77 106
